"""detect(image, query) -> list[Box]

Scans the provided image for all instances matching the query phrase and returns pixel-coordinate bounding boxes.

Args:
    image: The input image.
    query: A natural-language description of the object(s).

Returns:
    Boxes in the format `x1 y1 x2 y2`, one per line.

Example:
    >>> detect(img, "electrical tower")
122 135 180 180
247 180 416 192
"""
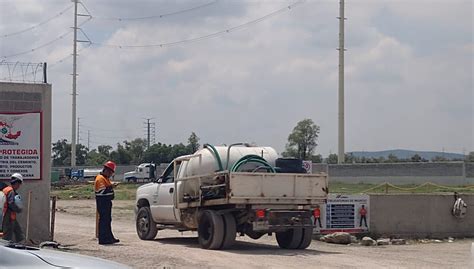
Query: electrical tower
70 0 91 167
143 118 156 149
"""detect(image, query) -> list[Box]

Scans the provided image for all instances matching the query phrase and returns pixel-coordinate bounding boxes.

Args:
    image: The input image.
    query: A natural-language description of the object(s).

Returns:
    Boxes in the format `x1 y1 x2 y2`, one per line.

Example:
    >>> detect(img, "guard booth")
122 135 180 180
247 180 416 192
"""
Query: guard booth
0 65 52 243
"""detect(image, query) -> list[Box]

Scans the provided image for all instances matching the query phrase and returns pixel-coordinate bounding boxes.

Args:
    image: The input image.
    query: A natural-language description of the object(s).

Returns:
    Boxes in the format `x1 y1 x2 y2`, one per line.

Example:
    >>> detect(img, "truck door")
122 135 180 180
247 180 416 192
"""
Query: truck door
153 163 180 223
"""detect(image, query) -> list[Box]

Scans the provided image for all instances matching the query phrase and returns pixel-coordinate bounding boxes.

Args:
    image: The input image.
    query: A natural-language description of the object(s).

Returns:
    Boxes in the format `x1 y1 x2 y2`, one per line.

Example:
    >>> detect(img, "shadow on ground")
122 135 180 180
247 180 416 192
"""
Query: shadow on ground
153 237 341 256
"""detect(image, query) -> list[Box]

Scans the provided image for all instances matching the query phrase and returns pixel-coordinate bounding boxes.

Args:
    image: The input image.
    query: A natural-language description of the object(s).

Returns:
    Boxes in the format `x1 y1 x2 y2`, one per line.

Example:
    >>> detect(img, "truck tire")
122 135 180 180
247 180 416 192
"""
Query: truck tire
198 210 225 249
276 228 303 249
136 207 158 240
220 213 236 249
297 227 313 249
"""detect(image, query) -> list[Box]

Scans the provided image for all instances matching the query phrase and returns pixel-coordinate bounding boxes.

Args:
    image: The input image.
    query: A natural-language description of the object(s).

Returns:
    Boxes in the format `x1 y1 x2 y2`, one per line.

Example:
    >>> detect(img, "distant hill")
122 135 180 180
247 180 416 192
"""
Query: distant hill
349 149 465 160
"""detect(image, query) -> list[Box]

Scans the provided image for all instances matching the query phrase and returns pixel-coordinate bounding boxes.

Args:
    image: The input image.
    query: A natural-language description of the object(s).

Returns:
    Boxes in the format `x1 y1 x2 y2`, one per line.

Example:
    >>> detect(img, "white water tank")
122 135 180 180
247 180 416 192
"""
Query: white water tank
178 145 278 177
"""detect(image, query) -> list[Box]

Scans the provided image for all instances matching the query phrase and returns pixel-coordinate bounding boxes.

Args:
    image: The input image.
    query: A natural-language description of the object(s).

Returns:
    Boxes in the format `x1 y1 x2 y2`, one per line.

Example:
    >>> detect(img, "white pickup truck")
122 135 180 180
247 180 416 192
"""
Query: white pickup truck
135 144 328 250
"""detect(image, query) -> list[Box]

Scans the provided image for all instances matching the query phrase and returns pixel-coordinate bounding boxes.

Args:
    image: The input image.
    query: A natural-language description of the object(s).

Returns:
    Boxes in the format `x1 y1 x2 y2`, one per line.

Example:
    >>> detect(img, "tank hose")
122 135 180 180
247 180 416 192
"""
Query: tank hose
203 143 224 171
231 155 276 173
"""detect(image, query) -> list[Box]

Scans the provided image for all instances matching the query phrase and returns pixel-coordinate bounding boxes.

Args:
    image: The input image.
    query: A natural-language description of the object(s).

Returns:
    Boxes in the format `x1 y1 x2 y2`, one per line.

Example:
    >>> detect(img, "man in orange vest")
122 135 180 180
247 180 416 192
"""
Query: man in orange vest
359 205 368 227
95 161 120 245
2 173 24 242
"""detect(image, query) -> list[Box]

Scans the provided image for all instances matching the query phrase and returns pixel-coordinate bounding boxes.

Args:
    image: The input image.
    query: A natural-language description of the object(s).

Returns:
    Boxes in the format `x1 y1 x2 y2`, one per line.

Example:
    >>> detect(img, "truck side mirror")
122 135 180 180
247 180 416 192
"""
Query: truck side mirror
156 176 163 183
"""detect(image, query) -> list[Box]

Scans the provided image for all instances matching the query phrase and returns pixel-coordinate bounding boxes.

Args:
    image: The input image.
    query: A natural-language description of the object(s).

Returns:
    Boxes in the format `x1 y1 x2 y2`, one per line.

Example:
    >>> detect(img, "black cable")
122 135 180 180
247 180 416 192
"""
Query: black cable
1 18 91 59
92 0 304 49
1 4 73 38
88 0 218 21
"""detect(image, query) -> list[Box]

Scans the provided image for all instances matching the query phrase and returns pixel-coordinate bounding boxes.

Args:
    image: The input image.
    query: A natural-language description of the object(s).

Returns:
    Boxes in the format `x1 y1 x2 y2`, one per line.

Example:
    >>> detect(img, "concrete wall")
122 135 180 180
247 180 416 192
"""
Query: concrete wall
312 162 474 185
0 82 51 243
369 194 474 238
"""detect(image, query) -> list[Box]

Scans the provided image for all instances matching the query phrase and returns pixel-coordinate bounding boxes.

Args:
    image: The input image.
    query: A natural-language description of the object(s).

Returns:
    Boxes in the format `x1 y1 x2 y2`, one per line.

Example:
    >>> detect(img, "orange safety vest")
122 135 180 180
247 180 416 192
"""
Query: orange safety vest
2 186 16 221
94 174 114 198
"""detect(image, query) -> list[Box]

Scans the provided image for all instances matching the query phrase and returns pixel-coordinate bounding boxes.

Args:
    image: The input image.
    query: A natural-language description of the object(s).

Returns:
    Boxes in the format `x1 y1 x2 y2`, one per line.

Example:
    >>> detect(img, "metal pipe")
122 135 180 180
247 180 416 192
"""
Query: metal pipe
50 196 57 241
226 143 251 170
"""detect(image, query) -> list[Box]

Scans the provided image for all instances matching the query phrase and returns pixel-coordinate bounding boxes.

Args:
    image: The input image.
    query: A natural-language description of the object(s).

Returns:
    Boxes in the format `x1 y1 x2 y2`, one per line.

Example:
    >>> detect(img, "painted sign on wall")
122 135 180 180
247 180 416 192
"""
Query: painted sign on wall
0 112 42 180
302 160 312 173
314 194 370 234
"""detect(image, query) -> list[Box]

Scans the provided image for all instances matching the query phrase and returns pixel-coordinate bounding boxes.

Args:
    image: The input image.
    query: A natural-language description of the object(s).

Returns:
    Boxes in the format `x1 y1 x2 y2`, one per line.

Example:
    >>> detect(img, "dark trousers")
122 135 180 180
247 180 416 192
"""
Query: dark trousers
2 211 24 243
314 217 322 228
360 215 367 227
96 197 115 243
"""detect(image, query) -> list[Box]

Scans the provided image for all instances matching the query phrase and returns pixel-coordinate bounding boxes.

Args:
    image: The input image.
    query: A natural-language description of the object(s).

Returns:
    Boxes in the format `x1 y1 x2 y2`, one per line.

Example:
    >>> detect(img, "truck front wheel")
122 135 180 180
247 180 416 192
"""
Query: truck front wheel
136 207 158 240
276 228 303 249
198 210 224 249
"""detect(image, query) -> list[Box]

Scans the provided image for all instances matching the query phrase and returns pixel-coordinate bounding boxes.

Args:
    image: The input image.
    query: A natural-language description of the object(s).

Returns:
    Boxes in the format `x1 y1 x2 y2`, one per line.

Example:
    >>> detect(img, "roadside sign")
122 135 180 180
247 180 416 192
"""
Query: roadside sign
314 194 370 234
302 160 312 173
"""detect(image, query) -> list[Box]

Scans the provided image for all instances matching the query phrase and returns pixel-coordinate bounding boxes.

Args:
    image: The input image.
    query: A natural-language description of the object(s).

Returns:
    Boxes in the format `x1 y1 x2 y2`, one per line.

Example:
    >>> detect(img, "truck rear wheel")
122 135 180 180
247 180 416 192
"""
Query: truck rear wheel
220 213 236 249
297 227 313 249
136 207 158 240
276 228 303 249
198 210 224 249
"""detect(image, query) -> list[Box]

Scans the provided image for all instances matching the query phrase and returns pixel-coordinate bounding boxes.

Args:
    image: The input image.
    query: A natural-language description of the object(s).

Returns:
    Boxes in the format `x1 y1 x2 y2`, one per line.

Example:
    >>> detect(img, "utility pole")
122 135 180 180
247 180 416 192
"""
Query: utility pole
77 117 81 145
70 0 91 166
143 118 155 149
147 119 150 149
87 130 90 150
71 0 78 167
337 0 346 164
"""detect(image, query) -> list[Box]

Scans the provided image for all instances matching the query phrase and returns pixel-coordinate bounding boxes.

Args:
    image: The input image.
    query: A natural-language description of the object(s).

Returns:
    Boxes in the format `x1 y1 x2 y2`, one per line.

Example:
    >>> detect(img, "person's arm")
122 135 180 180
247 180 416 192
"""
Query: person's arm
7 191 21 213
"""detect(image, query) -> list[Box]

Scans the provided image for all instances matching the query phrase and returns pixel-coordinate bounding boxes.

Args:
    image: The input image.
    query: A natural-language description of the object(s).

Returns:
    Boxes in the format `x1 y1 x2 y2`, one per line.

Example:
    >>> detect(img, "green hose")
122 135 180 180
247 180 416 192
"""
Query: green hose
203 143 224 171
231 155 276 173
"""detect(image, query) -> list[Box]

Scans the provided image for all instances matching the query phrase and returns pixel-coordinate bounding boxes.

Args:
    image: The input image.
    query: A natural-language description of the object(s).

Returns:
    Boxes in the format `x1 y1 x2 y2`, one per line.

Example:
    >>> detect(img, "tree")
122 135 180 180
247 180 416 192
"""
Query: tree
51 139 88 166
284 119 320 160
411 154 422 162
467 152 474 162
110 143 132 164
187 132 200 153
326 154 338 164
311 154 323 163
387 154 399 163
124 138 147 164
85 149 108 166
97 145 112 157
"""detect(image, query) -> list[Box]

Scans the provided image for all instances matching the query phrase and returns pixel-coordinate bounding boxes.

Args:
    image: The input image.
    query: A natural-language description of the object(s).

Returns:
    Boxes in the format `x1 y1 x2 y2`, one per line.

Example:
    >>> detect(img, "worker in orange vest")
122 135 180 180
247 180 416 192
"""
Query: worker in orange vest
2 173 25 242
359 205 367 227
95 161 120 245
313 204 322 228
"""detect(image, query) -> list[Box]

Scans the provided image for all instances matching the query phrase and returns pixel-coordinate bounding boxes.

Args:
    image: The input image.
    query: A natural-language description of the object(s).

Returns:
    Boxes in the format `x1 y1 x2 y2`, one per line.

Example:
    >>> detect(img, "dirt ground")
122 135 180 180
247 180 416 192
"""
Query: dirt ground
54 200 473 269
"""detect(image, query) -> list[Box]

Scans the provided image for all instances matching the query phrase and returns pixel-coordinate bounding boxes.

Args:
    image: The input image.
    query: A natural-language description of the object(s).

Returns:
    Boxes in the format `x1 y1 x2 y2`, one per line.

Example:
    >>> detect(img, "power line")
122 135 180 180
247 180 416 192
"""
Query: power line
91 0 304 49
0 18 91 59
86 0 218 21
0 4 73 38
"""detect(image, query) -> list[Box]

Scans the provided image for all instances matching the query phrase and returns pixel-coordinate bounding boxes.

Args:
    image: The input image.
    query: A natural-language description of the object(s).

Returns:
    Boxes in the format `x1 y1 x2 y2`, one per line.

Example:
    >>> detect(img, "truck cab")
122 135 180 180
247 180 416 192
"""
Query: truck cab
124 163 156 183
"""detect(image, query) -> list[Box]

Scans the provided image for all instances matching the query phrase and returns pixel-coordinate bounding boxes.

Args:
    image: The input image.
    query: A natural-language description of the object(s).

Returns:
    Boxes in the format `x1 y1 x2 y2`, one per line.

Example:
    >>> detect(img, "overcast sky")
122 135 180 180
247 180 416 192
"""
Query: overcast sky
0 0 472 156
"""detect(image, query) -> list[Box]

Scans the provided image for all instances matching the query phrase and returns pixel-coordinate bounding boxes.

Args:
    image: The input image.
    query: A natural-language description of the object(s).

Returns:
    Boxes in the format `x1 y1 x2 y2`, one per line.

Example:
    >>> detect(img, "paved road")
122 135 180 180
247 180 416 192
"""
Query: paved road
54 200 473 269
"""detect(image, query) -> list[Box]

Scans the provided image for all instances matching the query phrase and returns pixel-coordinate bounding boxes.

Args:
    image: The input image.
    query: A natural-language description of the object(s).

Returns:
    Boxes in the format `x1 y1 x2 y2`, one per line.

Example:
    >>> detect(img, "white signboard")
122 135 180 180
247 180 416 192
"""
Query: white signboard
314 194 370 234
302 160 312 174
0 112 42 180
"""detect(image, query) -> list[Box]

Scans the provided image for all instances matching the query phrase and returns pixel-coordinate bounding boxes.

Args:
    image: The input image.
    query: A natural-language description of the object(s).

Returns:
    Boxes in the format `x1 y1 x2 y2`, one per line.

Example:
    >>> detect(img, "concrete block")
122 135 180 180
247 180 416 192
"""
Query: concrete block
0 101 13 111
2 91 23 101
23 92 42 101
